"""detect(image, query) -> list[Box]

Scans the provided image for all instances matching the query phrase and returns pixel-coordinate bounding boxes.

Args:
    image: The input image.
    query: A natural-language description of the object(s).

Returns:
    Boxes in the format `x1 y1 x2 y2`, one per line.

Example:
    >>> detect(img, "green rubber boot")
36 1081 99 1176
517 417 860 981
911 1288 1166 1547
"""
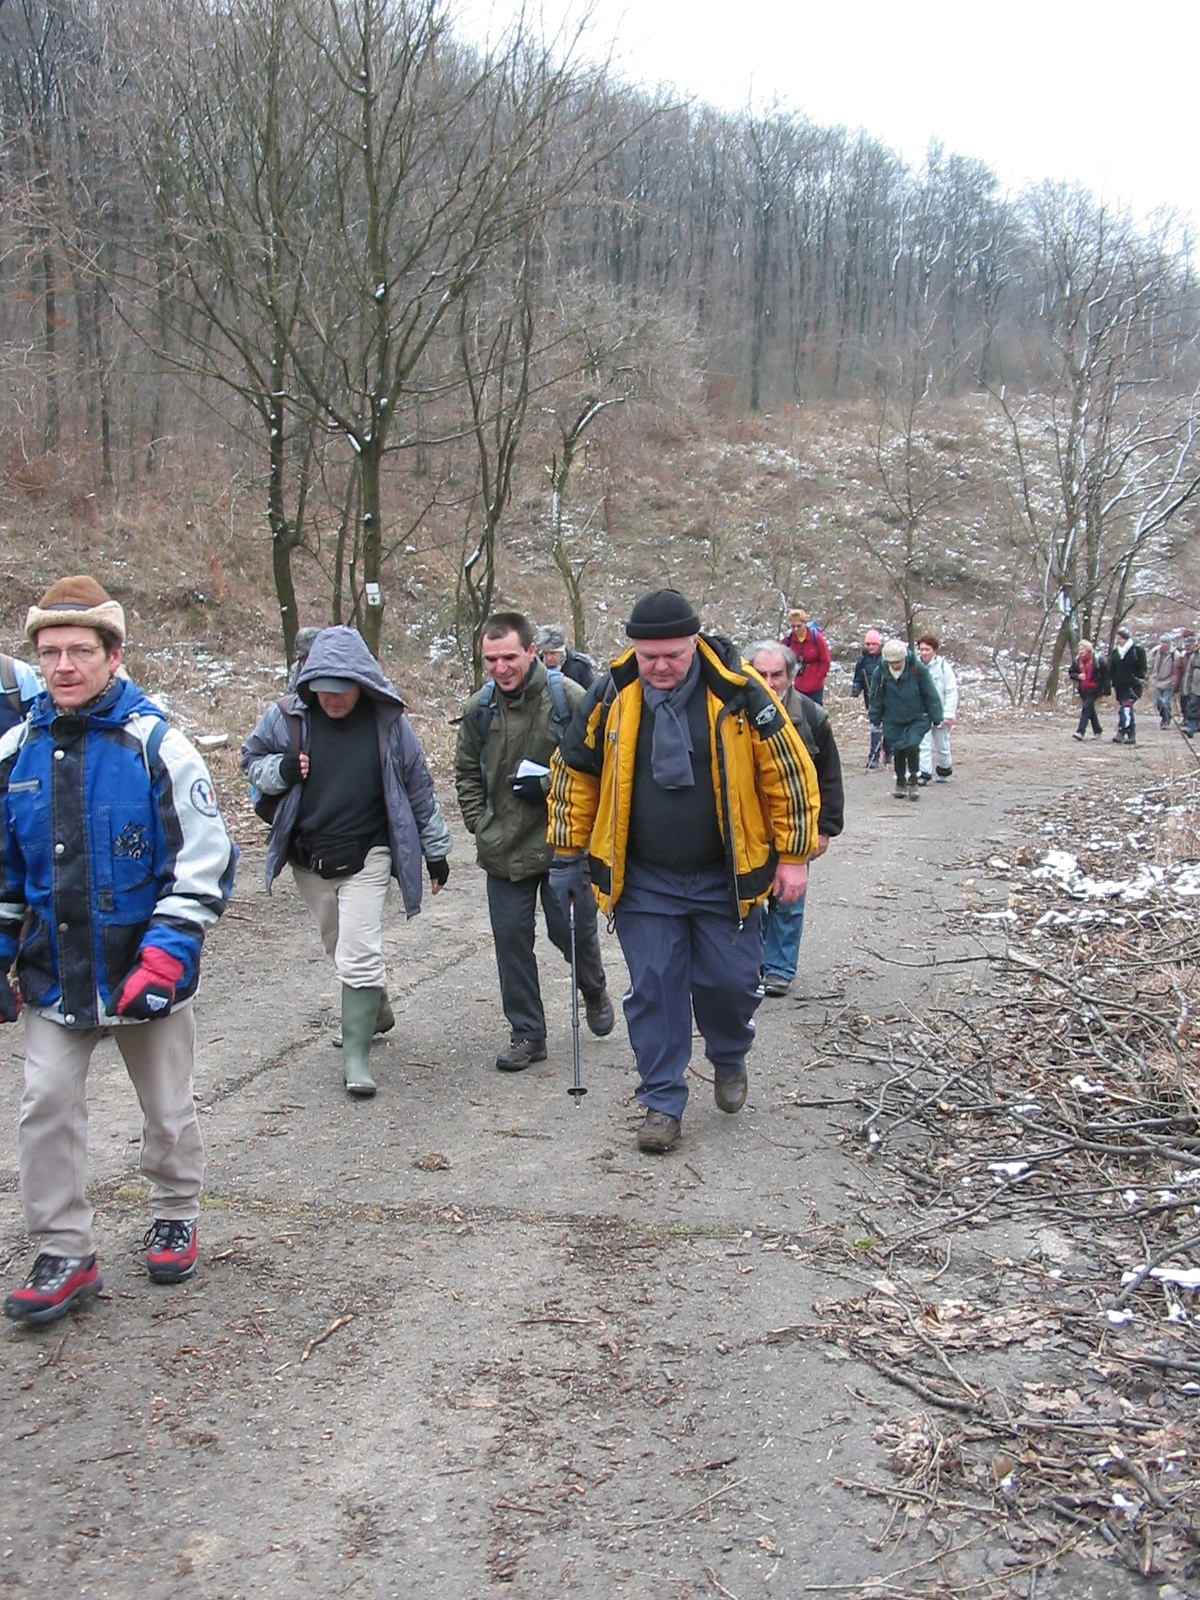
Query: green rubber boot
341 986 383 1098
332 988 394 1049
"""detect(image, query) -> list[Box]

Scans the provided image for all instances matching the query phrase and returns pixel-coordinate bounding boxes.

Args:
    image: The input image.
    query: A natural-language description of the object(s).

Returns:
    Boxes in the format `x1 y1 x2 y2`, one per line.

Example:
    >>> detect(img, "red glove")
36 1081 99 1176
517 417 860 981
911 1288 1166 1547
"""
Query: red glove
114 948 185 1019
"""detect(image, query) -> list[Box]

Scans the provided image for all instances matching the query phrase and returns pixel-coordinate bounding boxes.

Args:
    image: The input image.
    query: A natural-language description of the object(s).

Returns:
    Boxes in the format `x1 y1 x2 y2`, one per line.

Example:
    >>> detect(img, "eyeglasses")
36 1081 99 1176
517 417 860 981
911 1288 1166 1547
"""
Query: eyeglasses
37 645 104 666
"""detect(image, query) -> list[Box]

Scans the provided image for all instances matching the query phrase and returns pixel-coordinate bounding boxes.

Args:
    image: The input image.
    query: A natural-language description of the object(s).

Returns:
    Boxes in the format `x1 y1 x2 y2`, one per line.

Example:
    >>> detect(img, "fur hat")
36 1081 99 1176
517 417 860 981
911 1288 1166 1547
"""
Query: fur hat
535 624 567 654
881 637 908 665
626 589 701 640
26 575 125 644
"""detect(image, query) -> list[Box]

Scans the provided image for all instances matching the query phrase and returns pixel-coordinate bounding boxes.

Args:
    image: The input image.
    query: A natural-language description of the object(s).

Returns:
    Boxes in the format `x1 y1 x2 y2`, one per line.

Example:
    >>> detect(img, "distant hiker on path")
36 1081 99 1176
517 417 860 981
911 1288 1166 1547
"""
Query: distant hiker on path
851 628 886 769
781 608 831 704
535 624 595 691
241 626 451 1098
1109 626 1147 745
869 637 943 801
916 634 959 783
1069 639 1109 740
1180 634 1200 738
548 589 820 1154
1 575 236 1326
747 640 844 999
455 612 613 1074
1147 634 1181 728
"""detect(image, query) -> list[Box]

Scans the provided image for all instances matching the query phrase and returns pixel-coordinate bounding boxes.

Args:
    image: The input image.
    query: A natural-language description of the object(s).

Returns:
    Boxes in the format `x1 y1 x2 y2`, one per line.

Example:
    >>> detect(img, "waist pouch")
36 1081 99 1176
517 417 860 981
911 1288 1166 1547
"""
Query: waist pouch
293 838 368 880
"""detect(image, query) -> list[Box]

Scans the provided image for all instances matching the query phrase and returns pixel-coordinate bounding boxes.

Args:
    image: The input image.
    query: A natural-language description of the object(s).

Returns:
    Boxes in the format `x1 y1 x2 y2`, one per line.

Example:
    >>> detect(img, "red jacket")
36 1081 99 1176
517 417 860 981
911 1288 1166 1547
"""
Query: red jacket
782 626 831 697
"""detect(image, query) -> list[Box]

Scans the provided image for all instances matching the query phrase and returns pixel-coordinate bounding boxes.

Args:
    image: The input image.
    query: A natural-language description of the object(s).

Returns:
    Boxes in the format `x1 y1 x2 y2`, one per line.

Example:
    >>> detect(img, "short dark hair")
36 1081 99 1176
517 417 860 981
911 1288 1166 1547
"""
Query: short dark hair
96 628 121 656
916 632 940 652
482 611 534 648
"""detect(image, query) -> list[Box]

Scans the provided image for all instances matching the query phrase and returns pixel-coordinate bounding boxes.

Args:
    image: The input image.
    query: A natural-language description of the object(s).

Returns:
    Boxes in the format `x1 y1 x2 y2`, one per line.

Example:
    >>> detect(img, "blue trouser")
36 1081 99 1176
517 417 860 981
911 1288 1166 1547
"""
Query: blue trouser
1153 687 1173 724
761 891 806 983
614 860 763 1122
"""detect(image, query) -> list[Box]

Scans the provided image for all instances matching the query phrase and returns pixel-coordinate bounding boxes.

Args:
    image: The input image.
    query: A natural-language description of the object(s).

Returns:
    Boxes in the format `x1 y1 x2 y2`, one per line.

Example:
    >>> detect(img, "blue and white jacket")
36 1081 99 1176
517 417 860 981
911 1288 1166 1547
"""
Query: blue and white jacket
0 677 237 1028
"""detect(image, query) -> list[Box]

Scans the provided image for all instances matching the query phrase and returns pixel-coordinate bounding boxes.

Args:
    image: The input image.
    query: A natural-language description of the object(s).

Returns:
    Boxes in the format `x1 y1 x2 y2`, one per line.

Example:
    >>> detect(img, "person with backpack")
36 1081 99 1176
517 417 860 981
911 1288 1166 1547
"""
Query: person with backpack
1069 639 1109 739
240 626 451 1097
0 651 39 737
0 575 236 1326
869 638 944 800
781 608 831 704
1108 625 1148 745
851 628 887 768
455 611 613 1073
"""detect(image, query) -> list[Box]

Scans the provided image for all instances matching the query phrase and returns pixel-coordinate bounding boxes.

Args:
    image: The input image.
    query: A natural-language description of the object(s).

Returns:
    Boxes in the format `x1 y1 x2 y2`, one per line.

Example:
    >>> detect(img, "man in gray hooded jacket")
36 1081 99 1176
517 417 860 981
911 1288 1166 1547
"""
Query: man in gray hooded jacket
241 627 451 1096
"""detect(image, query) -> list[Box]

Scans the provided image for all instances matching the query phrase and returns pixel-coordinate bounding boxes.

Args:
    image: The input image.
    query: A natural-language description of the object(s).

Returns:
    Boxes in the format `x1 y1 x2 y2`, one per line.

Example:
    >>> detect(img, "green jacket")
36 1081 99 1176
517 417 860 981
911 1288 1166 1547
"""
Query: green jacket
455 659 584 882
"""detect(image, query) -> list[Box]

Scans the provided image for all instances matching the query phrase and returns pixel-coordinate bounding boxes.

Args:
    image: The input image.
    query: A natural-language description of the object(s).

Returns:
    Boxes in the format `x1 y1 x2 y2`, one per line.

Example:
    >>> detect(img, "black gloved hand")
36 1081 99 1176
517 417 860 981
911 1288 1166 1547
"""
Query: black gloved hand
427 858 450 888
279 752 304 786
547 854 589 916
0 970 20 1024
511 773 546 805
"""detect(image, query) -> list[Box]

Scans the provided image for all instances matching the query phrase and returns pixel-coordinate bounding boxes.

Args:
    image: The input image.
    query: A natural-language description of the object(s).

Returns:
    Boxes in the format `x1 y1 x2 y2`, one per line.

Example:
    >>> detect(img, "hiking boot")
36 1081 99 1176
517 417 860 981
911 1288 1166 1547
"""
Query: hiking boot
4 1253 102 1325
907 775 921 801
637 1110 681 1153
144 1219 198 1284
917 772 932 786
1112 733 1125 743
892 782 908 800
714 1067 748 1113
762 976 792 998
495 1037 547 1072
583 988 615 1037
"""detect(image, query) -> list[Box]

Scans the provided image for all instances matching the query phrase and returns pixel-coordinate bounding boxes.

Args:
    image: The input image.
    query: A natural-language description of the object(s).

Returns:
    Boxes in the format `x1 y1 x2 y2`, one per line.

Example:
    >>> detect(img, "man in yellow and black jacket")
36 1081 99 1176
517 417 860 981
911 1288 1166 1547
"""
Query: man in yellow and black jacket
547 589 820 1155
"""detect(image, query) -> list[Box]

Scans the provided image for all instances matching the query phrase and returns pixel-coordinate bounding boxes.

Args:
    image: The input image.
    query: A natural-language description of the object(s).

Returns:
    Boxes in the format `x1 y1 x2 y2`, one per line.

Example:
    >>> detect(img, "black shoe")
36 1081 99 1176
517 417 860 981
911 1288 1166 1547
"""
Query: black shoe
4 1253 102 1325
144 1219 198 1283
714 1067 748 1113
583 989 615 1037
1112 734 1125 743
495 1037 547 1072
917 772 932 786
637 1110 681 1153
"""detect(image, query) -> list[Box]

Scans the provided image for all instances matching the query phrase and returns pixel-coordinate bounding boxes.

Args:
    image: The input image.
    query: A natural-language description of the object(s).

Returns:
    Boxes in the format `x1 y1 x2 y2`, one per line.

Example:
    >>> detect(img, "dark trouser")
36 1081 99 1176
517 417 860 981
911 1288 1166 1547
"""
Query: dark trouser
1116 697 1137 738
893 744 920 781
1183 694 1200 735
486 872 606 1043
1076 695 1102 736
613 859 763 1122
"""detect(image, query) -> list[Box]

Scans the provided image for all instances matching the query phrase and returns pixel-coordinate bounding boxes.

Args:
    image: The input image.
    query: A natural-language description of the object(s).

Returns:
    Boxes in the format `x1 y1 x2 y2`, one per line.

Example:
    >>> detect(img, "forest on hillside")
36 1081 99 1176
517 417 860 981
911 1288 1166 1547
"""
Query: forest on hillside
2 0 1199 695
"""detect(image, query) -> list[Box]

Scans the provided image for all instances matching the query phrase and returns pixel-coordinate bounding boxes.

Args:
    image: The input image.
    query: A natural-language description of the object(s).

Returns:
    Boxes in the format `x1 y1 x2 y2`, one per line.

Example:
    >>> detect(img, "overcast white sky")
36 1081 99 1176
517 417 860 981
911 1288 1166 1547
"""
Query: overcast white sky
454 0 1199 234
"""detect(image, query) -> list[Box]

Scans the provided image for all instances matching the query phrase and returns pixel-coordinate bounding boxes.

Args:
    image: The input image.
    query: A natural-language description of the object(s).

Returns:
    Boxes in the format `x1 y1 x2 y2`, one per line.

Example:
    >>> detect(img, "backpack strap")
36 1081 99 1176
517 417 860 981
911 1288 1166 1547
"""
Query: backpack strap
0 655 22 715
545 668 573 743
142 717 168 781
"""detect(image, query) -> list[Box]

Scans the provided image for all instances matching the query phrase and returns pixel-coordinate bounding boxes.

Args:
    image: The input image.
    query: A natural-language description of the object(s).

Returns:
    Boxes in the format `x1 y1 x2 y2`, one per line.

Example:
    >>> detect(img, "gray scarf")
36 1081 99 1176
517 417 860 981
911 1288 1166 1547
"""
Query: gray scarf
642 654 701 789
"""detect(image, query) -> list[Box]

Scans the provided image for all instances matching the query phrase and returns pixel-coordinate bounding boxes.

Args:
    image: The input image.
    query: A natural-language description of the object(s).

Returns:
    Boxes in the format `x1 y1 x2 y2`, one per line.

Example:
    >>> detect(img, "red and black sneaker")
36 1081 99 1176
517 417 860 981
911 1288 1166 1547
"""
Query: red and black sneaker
4 1253 102 1326
144 1219 198 1284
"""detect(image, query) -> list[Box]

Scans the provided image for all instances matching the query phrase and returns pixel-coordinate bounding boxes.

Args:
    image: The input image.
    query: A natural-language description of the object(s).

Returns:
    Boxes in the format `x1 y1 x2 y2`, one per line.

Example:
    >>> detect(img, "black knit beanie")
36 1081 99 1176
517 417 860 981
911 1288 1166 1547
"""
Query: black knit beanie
625 589 701 640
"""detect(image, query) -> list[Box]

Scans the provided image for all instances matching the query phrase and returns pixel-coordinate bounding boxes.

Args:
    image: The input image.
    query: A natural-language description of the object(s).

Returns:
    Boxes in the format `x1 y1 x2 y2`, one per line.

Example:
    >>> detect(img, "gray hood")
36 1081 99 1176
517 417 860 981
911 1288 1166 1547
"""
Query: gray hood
294 626 403 707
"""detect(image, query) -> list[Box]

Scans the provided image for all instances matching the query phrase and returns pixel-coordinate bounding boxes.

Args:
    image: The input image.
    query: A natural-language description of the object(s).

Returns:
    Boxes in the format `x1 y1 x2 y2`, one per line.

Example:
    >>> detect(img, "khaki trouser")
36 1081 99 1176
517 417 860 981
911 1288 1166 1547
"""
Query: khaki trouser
291 845 392 988
19 1005 204 1258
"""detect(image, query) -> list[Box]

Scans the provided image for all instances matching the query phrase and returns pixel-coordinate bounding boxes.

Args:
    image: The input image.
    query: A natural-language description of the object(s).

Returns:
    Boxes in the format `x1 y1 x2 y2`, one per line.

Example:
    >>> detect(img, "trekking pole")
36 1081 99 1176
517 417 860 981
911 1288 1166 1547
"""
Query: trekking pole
567 893 586 1105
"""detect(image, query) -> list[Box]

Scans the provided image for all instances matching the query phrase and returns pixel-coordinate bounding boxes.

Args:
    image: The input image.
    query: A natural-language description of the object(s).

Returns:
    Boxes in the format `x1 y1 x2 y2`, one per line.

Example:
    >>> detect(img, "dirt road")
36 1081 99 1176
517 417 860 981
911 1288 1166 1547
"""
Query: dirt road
0 712 1189 1599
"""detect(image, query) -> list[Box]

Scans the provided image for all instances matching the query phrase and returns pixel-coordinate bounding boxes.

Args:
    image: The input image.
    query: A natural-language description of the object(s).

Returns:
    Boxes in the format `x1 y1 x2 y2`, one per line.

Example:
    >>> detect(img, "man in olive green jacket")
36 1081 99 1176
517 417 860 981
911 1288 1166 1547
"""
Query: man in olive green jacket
455 611 613 1072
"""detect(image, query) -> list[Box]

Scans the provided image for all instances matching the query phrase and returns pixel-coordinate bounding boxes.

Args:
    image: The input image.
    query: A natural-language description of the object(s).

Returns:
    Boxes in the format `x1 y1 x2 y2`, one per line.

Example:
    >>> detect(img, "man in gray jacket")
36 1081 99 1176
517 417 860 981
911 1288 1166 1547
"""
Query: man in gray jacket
241 627 451 1097
455 611 613 1072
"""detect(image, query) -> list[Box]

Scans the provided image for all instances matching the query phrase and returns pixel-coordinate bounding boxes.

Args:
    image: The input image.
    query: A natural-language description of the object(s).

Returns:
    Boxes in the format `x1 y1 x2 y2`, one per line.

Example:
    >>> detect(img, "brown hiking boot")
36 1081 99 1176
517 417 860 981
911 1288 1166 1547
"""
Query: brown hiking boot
714 1067 748 1113
637 1110 681 1153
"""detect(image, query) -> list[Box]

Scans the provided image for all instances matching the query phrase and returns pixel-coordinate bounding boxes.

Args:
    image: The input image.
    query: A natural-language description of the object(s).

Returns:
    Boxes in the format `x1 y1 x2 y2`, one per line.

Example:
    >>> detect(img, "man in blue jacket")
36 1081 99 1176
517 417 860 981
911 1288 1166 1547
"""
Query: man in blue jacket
0 575 237 1325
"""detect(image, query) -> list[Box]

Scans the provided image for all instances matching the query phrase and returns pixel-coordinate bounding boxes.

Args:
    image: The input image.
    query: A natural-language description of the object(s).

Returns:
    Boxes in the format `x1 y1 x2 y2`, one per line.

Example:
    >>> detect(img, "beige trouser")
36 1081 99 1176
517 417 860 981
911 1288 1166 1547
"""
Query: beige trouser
291 845 392 988
19 1005 204 1258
